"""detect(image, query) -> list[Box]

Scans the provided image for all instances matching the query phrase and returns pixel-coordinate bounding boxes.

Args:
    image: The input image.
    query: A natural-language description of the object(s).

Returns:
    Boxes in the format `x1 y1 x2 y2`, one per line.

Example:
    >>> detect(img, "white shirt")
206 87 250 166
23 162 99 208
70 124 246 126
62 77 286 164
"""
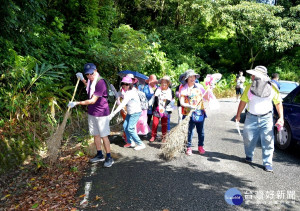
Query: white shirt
113 89 142 115
242 85 281 115
237 76 245 89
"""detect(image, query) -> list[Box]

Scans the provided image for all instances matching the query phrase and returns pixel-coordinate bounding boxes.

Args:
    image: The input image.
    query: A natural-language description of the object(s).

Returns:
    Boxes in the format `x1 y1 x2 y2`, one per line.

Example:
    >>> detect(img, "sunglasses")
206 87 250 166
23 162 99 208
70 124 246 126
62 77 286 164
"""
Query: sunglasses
85 72 94 76
121 83 130 86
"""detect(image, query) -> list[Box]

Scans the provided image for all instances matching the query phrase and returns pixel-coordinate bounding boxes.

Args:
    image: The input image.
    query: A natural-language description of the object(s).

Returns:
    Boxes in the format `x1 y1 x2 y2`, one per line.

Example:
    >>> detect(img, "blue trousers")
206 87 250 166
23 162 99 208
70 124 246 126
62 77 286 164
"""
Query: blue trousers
123 112 143 145
183 115 205 148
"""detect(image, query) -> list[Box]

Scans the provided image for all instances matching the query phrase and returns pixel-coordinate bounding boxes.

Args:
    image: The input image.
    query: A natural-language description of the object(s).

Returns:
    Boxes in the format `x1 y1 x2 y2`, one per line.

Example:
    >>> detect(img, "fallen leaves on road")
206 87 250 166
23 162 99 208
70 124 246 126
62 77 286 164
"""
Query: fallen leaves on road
0 149 89 210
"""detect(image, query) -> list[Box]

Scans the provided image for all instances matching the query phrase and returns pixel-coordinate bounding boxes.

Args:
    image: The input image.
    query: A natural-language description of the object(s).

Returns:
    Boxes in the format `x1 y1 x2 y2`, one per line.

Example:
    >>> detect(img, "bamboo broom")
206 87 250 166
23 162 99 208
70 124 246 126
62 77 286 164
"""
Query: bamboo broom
160 74 222 160
46 78 80 164
160 89 208 161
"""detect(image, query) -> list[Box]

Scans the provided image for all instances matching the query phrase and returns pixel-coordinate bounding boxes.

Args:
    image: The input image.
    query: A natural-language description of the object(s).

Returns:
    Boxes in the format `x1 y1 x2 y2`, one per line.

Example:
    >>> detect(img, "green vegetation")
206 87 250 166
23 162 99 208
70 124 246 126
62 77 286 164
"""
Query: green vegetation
0 0 299 173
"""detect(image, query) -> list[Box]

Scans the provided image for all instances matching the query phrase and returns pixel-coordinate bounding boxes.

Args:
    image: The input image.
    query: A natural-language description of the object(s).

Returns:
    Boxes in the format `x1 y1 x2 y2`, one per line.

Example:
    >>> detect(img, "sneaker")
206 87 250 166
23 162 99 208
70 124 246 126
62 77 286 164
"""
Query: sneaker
186 147 192 156
198 146 205 154
264 165 273 172
245 156 253 163
134 143 146 151
89 155 105 163
149 137 155 142
124 142 136 148
104 157 114 168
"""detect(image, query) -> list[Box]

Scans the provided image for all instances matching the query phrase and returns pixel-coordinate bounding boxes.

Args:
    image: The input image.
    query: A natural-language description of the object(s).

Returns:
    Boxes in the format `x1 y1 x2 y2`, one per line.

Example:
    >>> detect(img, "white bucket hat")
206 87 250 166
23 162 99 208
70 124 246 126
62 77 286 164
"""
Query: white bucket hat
246 66 269 80
184 69 200 81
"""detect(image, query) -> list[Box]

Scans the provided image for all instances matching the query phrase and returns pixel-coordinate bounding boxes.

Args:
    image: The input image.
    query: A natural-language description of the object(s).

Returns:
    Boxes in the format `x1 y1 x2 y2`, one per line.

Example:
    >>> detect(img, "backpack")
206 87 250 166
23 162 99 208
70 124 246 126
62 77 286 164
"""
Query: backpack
137 90 149 110
97 76 117 104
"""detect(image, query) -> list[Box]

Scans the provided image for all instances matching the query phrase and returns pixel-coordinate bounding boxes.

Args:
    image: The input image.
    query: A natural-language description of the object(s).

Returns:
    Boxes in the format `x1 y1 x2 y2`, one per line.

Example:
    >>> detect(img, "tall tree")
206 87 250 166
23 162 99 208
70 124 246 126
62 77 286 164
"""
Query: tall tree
218 1 299 68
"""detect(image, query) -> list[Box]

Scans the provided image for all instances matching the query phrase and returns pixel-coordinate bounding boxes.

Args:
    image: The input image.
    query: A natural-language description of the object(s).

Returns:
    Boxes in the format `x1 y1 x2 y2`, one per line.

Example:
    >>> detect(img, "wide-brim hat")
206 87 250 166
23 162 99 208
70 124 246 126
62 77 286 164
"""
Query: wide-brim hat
145 74 158 84
125 73 139 84
184 69 200 80
246 66 269 80
121 76 133 84
179 73 186 84
84 63 97 74
158 75 171 85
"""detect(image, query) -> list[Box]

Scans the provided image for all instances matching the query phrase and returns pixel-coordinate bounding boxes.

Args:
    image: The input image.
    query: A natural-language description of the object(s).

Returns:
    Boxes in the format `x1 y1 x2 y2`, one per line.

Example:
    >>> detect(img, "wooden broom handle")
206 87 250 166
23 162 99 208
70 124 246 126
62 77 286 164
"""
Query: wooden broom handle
71 78 80 102
67 78 80 112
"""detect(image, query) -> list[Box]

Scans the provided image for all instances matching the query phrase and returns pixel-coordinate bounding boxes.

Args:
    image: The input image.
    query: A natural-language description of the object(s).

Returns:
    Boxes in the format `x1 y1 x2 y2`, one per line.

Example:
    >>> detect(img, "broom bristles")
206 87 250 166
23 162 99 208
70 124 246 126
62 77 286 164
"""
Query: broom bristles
160 111 192 160
160 86 212 160
46 109 71 164
46 78 80 165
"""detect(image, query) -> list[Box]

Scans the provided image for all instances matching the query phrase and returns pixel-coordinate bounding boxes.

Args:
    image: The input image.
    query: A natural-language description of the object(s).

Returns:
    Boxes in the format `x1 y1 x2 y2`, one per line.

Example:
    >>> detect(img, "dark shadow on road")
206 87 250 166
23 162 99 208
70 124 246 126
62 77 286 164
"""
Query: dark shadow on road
226 128 244 135
109 135 125 147
221 137 243 144
193 151 265 170
148 141 164 150
77 156 273 210
231 112 246 123
273 145 300 166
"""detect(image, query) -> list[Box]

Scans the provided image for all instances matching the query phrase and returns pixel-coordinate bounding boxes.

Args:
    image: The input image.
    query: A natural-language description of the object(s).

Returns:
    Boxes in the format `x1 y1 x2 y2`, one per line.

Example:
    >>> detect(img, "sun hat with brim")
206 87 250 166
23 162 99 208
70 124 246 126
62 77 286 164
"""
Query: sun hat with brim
158 75 171 85
126 73 139 84
179 73 186 84
184 69 200 80
84 63 97 74
246 66 269 80
145 74 158 84
121 76 133 84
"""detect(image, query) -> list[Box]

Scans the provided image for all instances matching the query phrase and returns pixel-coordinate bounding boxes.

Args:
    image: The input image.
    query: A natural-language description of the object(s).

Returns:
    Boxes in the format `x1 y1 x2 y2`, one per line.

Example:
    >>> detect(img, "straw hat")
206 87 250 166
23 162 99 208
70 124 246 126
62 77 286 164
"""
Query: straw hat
159 75 171 85
125 73 139 84
145 74 158 84
246 66 269 80
184 69 200 80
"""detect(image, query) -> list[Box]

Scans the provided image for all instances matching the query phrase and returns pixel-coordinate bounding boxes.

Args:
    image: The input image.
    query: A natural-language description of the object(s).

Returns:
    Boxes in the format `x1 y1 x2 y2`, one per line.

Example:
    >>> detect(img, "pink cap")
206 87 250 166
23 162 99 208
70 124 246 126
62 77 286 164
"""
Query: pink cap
121 76 133 84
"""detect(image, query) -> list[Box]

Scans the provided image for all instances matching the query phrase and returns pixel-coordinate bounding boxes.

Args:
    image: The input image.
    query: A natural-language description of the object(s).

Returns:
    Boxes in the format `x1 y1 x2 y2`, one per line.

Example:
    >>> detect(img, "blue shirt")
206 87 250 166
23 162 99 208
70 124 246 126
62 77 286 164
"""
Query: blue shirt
271 79 280 90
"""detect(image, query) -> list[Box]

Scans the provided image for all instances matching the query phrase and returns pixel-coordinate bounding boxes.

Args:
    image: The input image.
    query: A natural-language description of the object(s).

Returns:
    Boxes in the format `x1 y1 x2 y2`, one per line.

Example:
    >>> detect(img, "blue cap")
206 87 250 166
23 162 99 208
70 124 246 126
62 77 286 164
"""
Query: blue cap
84 63 96 74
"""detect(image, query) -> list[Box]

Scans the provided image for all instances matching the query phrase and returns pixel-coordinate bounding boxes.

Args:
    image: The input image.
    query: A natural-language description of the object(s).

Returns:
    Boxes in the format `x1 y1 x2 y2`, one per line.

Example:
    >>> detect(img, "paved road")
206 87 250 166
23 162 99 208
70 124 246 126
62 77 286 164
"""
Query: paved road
77 98 300 210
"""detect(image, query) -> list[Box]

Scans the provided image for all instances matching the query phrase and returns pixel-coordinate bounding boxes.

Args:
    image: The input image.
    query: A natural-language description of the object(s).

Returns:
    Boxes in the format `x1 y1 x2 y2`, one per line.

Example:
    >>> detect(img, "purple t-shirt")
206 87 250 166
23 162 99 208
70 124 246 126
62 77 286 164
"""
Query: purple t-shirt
87 79 110 117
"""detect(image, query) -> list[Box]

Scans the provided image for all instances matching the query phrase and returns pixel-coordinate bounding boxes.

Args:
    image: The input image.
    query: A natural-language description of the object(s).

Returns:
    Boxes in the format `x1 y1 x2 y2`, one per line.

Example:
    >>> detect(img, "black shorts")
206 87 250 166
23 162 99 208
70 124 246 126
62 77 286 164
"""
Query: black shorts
236 88 244 95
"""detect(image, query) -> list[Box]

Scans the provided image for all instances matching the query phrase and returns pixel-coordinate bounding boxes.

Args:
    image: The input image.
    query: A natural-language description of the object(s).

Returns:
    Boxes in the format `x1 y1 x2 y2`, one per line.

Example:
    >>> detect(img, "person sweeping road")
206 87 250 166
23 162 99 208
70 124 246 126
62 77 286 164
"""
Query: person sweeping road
109 76 146 151
180 69 208 155
160 70 221 160
68 63 114 167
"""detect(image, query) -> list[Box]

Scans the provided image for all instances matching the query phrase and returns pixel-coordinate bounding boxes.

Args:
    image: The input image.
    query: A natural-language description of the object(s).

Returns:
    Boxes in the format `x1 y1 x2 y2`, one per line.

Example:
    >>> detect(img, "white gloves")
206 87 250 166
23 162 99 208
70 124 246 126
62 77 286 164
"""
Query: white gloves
108 112 115 121
178 106 183 120
76 72 84 81
68 101 78 108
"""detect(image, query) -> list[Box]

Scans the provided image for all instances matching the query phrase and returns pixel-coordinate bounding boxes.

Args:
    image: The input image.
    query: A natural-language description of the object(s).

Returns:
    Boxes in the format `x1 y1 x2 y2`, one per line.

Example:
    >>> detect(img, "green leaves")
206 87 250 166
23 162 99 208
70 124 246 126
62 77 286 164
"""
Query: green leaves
26 63 66 93
218 1 299 67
